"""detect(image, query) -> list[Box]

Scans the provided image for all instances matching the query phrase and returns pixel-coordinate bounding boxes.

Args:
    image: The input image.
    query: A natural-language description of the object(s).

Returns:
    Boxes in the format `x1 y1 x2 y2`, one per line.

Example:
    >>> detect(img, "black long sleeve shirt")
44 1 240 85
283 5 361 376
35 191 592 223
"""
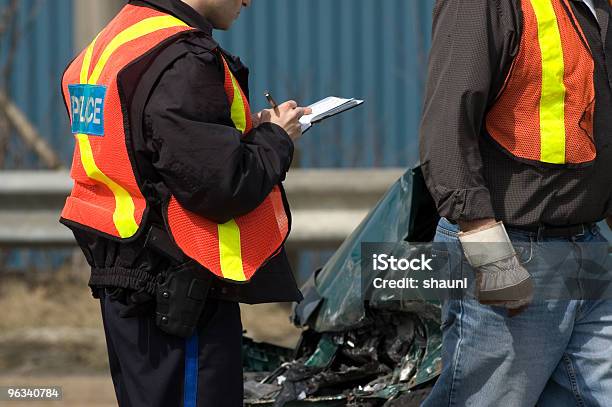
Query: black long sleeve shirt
144 44 294 225
420 0 612 228
135 0 294 224
71 0 302 304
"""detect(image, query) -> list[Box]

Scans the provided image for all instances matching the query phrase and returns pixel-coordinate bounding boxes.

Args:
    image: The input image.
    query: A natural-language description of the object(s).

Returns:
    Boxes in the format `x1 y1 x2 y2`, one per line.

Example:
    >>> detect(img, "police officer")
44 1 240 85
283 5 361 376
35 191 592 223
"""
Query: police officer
60 0 310 405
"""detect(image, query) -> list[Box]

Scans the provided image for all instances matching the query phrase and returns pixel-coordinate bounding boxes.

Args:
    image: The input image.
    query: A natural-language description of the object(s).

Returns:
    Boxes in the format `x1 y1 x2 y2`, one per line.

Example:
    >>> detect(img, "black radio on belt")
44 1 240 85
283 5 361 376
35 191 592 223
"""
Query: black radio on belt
155 262 212 338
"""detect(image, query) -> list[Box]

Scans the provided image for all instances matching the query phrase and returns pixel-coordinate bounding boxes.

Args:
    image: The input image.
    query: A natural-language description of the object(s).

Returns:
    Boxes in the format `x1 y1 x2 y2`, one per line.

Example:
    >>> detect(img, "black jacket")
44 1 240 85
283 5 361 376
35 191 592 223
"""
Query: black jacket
67 0 303 304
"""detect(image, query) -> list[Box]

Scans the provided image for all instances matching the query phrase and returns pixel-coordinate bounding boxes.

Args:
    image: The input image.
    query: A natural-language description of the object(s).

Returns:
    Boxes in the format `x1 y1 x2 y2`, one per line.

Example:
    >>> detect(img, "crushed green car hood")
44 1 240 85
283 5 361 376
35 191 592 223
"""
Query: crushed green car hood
299 166 439 333
245 167 444 406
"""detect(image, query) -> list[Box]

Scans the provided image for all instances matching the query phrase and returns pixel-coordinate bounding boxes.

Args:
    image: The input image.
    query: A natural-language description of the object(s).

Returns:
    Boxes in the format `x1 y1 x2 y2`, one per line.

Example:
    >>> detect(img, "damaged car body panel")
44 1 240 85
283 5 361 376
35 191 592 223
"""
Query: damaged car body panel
244 167 444 406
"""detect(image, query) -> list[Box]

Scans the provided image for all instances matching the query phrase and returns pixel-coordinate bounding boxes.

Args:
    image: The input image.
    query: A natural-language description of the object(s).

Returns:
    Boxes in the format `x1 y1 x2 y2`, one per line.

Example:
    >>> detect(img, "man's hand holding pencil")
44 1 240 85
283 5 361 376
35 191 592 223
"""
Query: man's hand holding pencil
252 91 312 141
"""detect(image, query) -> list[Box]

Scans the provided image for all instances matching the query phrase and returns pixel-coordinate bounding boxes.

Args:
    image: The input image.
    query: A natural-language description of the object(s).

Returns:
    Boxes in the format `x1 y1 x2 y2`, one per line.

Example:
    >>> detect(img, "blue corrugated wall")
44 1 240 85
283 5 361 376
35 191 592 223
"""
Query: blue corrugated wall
0 0 73 168
0 0 72 272
216 0 434 168
1 0 434 169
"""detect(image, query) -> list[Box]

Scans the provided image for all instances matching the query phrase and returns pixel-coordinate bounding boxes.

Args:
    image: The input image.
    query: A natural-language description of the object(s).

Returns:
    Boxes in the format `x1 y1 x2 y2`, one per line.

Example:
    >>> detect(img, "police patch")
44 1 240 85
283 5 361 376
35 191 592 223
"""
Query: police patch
68 84 107 136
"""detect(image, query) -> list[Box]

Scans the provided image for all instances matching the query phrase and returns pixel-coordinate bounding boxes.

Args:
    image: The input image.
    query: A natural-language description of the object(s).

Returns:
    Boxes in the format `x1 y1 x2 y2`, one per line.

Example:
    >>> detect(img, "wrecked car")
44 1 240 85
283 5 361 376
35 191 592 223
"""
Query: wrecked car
243 167 444 407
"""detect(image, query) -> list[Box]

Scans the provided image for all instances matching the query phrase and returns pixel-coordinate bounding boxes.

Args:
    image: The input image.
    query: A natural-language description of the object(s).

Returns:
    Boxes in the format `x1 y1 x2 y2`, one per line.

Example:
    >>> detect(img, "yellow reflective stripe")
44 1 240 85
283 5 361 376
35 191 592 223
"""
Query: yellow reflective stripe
219 60 247 278
74 16 188 237
88 15 188 84
80 34 99 83
531 0 566 164
218 220 246 281
76 33 139 237
229 72 247 133
76 134 139 238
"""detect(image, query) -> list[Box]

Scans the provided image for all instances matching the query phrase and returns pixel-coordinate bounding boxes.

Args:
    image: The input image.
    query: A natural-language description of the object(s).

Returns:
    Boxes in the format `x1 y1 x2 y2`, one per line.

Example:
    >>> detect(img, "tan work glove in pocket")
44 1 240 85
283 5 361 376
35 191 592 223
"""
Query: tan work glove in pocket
458 222 534 309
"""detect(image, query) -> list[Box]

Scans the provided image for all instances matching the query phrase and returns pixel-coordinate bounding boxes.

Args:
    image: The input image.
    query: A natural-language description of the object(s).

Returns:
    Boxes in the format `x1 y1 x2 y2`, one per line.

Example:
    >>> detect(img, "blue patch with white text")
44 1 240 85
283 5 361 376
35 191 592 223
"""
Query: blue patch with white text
68 84 107 136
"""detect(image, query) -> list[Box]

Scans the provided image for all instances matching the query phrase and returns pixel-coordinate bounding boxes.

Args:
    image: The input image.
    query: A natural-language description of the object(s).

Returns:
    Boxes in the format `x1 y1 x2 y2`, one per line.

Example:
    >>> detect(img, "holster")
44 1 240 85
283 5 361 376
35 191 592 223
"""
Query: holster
155 261 213 338
145 224 213 338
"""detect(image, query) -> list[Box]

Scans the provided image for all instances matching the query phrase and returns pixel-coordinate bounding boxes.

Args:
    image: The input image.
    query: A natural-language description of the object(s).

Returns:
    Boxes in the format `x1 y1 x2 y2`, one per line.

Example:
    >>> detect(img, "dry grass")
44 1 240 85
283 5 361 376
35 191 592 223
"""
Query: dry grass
0 270 101 332
0 269 107 374
0 268 302 375
0 268 303 406
0 374 116 407
240 302 303 348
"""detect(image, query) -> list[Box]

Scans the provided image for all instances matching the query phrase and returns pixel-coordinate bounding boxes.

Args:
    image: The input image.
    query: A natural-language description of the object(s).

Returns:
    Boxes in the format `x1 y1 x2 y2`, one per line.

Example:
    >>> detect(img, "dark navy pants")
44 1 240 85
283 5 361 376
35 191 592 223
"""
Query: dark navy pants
99 288 244 407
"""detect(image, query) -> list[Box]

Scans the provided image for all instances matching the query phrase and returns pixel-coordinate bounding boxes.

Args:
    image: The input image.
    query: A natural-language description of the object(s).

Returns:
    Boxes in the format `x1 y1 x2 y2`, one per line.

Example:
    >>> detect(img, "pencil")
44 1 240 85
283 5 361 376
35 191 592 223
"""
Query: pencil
265 91 279 112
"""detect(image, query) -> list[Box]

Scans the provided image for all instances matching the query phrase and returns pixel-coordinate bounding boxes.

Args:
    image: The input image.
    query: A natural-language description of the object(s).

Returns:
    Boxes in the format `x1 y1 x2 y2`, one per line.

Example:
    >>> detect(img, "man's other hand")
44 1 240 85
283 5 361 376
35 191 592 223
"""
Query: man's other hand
258 101 312 142
458 221 534 316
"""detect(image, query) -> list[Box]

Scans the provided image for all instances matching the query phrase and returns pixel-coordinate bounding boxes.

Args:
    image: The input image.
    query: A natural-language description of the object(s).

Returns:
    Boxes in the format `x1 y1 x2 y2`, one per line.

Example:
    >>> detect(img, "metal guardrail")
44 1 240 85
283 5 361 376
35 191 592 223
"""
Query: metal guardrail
0 169 406 249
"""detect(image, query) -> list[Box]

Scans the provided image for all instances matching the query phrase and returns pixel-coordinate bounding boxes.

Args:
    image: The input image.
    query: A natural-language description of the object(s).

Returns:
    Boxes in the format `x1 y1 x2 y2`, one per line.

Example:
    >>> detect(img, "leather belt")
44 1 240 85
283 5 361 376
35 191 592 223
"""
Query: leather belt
509 223 596 238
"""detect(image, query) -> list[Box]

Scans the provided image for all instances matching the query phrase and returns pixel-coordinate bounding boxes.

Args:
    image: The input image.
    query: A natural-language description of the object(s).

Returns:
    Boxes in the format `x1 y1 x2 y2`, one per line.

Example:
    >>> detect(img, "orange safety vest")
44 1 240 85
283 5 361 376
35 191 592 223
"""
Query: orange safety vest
485 0 602 166
61 4 290 282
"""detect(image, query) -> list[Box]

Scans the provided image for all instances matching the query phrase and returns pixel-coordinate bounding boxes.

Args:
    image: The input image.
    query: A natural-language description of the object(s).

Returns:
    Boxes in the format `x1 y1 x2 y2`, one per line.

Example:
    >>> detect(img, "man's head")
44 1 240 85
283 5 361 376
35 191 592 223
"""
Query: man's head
182 0 251 30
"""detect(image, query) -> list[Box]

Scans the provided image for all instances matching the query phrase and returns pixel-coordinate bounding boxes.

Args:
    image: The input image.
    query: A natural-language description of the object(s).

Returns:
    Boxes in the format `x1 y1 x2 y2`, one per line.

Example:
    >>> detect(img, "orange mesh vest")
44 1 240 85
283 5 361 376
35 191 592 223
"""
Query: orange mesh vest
485 0 598 165
61 4 290 282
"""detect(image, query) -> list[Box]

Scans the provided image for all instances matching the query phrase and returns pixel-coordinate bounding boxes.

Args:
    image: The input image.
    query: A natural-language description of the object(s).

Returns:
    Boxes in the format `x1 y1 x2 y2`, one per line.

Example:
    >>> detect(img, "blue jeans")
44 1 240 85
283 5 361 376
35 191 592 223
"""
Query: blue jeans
422 218 612 407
